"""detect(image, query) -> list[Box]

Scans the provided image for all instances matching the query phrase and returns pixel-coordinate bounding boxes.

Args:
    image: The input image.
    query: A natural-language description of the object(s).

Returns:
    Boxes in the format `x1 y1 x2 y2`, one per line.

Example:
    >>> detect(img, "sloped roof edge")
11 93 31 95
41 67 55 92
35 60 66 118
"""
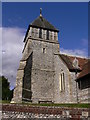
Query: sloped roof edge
58 54 88 72
76 60 90 80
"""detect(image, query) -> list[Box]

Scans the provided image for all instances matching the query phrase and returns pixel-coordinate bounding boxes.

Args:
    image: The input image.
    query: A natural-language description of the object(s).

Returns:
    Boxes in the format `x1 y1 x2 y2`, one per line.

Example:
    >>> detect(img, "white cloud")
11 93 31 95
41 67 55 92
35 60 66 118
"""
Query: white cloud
60 47 88 57
2 27 25 89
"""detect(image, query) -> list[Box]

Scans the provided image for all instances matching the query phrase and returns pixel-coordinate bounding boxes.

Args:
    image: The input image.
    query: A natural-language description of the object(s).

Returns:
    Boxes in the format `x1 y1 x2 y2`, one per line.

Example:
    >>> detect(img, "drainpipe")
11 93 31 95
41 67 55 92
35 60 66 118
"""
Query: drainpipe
75 70 79 103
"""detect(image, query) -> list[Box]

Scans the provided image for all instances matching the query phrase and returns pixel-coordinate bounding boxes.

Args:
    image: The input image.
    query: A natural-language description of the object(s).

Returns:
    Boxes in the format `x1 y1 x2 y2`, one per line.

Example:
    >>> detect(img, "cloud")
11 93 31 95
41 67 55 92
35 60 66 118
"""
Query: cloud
60 47 88 57
2 27 25 89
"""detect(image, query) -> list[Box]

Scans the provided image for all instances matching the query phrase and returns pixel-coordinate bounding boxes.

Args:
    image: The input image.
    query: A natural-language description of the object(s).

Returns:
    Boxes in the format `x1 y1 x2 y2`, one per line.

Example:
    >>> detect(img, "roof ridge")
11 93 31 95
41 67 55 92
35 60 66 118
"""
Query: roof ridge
60 53 88 59
39 16 46 28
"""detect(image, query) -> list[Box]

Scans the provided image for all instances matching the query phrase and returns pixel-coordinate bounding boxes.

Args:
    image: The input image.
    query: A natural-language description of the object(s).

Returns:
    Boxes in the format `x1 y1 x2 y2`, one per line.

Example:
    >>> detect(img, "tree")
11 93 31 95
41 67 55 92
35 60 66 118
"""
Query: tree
0 76 13 101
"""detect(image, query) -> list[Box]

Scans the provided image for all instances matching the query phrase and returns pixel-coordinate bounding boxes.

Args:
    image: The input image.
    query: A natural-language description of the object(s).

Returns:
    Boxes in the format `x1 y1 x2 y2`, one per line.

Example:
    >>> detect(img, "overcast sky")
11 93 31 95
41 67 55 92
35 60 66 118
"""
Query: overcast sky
2 2 88 89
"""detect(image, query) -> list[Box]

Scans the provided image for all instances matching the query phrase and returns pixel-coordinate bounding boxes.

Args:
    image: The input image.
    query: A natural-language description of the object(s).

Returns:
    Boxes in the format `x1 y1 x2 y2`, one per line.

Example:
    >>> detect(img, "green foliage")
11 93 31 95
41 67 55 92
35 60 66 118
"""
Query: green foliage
1 99 89 108
37 103 89 108
21 102 89 108
0 100 10 103
0 76 13 101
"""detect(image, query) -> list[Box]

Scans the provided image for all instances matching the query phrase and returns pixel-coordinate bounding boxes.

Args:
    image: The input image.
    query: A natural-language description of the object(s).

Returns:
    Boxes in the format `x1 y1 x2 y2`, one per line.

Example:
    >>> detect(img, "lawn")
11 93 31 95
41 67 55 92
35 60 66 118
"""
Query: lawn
1 100 89 108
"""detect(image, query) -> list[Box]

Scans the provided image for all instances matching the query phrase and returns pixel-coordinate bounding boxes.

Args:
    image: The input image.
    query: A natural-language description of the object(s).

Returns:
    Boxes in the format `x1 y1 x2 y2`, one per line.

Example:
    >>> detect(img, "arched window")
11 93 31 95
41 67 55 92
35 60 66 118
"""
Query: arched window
39 28 42 38
59 72 65 92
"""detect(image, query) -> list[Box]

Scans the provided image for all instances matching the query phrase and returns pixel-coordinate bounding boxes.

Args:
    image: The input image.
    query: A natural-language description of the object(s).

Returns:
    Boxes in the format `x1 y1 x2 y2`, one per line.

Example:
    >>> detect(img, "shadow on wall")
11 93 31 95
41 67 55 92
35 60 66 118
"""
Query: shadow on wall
22 52 33 102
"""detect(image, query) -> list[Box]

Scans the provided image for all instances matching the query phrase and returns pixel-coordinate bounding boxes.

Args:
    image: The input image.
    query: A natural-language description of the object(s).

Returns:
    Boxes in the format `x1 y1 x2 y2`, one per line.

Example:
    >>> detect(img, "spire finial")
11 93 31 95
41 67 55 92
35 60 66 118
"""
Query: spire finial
40 8 42 17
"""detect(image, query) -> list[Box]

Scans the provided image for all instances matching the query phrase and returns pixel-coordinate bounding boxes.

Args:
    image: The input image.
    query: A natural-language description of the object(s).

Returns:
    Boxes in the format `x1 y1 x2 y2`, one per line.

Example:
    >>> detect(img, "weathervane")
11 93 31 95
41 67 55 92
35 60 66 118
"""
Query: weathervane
40 8 42 17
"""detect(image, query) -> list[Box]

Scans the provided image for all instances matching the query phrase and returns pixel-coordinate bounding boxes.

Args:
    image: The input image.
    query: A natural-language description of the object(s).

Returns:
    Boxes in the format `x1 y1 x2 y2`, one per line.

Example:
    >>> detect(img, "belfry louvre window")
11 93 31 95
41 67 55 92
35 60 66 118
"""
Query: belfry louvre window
39 28 42 38
59 73 65 92
47 30 49 40
32 28 35 37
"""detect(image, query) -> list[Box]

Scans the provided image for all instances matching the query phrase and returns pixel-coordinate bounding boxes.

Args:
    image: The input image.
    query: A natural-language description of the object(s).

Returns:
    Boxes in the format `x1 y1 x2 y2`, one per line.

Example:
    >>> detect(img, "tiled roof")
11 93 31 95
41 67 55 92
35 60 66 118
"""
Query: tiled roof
59 54 75 71
59 54 88 72
30 16 59 32
68 55 88 70
77 60 90 80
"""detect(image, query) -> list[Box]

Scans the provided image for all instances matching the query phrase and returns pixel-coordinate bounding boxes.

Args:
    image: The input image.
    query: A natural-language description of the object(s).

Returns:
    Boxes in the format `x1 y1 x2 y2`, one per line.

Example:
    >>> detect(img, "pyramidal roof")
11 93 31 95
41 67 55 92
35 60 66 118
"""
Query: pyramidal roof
30 16 59 32
24 9 59 42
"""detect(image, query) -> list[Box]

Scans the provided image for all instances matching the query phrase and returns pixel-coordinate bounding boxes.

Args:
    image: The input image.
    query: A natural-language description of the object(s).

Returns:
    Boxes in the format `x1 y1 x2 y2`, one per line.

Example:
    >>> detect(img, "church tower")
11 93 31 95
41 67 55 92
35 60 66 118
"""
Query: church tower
12 9 60 103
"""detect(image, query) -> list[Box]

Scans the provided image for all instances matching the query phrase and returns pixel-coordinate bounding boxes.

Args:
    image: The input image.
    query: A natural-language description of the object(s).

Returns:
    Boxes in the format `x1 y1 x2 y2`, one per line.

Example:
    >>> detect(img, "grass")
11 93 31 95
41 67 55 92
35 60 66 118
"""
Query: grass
21 102 90 108
0 100 10 103
35 103 90 108
1 100 89 108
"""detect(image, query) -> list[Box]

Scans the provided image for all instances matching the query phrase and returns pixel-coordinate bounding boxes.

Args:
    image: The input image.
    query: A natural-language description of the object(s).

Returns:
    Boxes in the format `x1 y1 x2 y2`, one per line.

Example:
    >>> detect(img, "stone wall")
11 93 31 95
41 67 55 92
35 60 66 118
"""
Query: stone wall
12 34 60 103
54 55 77 103
31 39 59 103
22 52 33 101
1 104 90 120
78 88 90 103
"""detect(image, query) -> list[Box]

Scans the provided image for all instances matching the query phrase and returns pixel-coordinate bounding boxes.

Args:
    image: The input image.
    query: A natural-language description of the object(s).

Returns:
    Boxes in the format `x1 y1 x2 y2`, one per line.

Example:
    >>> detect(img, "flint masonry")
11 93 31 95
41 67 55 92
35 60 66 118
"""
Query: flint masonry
12 9 90 103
